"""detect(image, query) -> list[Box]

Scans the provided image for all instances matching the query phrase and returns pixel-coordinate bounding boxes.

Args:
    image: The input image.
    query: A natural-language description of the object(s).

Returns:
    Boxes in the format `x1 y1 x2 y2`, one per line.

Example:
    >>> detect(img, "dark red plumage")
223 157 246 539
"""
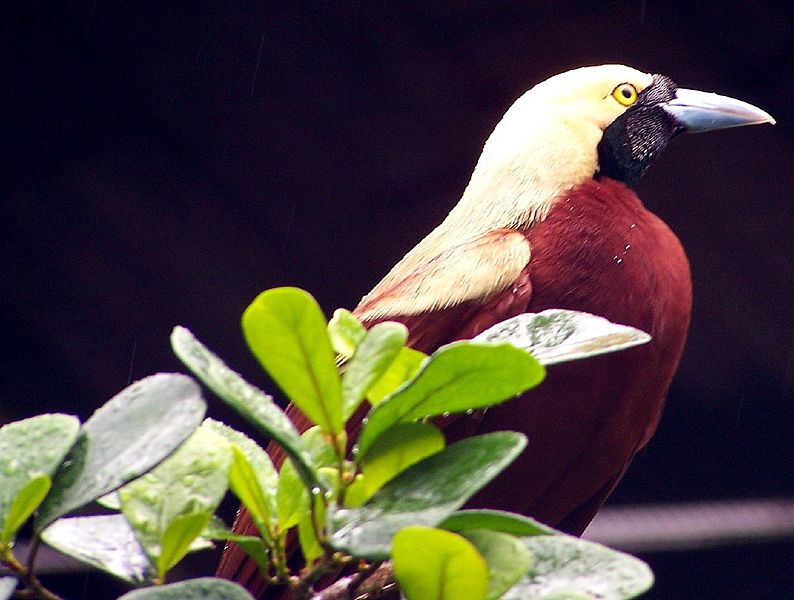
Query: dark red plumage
216 64 772 597
217 177 691 594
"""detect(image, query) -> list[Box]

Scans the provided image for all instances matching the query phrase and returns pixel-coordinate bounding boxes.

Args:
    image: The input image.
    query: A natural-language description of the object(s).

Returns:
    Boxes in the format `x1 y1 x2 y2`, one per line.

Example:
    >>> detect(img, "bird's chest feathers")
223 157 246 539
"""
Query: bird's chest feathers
526 178 692 344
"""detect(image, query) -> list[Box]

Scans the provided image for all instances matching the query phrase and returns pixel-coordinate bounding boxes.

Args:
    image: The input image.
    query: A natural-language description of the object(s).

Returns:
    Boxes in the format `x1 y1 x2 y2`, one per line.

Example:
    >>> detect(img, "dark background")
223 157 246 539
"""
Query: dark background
3 1 793 598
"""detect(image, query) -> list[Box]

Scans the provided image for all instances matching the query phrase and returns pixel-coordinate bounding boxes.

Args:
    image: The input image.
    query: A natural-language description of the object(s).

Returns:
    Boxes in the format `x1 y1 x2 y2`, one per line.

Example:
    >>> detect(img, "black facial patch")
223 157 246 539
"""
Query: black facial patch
596 75 687 187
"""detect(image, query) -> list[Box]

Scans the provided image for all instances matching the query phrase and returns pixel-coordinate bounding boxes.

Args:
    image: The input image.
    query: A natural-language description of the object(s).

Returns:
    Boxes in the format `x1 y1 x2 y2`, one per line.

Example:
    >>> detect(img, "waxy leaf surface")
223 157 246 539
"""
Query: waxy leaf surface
440 509 555 537
119 424 230 577
203 419 277 539
42 514 151 583
359 422 444 497
118 577 255 600
242 287 343 434
462 529 532 600
327 308 366 359
502 535 654 600
36 374 205 529
476 309 651 365
277 427 337 530
392 527 487 600
329 432 526 559
170 326 322 491
341 321 407 420
0 414 79 541
357 342 542 458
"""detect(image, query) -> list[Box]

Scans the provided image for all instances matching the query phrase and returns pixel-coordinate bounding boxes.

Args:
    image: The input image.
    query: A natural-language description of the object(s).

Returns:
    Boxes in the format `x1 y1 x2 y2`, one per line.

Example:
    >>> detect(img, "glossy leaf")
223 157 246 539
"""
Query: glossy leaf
117 577 255 600
170 326 322 492
342 474 369 508
202 519 270 573
1 475 50 545
476 309 651 366
36 374 206 529
276 427 338 530
328 308 366 359
329 432 527 559
242 287 343 434
0 414 80 540
357 343 543 459
96 491 121 510
440 509 556 537
366 347 426 404
502 535 654 600
392 526 487 600
298 495 326 564
41 514 152 583
341 321 407 420
158 512 212 579
0 577 16 600
203 419 277 539
462 529 532 600
359 422 444 497
276 459 307 531
119 424 230 575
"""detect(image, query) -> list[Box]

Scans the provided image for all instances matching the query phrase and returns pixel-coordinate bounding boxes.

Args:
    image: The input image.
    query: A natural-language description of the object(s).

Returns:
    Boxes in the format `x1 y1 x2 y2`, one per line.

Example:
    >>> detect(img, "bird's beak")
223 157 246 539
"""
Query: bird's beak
663 88 775 133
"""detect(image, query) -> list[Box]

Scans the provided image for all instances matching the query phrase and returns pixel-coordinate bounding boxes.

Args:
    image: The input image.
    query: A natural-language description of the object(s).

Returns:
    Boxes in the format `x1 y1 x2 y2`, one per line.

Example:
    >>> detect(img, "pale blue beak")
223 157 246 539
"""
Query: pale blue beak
664 88 775 133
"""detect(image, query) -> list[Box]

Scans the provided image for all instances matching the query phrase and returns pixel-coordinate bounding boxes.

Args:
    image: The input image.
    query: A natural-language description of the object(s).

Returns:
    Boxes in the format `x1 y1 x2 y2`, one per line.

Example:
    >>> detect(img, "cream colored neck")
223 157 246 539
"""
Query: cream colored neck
414 94 604 256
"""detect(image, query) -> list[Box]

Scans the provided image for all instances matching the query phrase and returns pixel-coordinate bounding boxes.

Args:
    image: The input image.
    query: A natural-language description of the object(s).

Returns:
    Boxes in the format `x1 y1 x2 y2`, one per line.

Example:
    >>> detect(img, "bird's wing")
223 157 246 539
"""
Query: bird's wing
354 228 532 324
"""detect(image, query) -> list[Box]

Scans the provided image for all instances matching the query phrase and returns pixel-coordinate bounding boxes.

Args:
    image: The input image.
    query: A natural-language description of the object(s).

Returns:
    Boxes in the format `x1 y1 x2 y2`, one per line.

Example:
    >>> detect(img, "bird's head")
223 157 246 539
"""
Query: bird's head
456 64 774 229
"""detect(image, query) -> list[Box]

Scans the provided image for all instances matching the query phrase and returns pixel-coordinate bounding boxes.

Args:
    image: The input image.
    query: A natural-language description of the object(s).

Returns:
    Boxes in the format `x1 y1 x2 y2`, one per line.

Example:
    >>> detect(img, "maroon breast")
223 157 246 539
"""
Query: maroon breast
448 177 693 532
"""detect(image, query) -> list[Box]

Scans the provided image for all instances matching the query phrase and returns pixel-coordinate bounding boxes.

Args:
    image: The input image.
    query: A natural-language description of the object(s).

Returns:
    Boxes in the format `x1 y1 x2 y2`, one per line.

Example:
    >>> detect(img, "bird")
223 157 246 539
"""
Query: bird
217 64 774 596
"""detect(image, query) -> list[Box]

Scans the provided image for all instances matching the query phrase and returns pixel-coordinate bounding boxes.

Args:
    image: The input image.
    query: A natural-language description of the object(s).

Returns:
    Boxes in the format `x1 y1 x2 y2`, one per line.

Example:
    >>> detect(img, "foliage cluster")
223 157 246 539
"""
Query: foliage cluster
0 288 653 600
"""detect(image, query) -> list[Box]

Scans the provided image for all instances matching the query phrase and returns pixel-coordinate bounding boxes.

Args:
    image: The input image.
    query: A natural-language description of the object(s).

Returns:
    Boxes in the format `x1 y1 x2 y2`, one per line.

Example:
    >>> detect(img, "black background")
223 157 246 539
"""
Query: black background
3 2 793 598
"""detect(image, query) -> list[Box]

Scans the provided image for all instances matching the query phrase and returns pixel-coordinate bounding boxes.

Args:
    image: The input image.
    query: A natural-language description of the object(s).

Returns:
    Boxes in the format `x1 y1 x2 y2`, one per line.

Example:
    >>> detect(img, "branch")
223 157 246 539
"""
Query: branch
311 563 399 600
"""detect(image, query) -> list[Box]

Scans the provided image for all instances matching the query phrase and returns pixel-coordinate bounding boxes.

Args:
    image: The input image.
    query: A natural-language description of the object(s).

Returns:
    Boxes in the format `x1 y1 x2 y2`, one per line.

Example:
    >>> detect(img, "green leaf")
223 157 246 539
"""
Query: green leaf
41 514 152 583
298 495 326 564
276 427 337 530
0 414 80 541
342 474 369 508
329 432 527 559
359 422 444 497
440 510 556 537
366 347 426 404
502 536 654 600
328 308 366 359
476 310 651 366
229 445 274 538
357 342 543 459
119 424 231 576
202 519 270 573
96 491 121 510
0 577 17 600
117 577 256 600
158 512 212 579
242 287 343 434
170 326 323 493
341 321 407 420
36 374 206 529
1 475 50 545
392 526 487 600
276 458 308 531
462 529 532 600
203 419 277 539
299 426 340 469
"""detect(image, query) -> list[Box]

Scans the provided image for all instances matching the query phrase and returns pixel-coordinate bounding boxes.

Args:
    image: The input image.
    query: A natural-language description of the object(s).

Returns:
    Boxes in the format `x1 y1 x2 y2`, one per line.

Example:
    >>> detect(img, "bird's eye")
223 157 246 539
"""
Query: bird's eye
612 83 638 107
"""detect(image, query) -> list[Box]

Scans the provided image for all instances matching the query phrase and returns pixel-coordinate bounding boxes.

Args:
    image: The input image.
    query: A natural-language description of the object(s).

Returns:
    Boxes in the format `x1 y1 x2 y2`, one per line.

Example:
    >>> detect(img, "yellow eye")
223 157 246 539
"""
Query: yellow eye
612 83 638 106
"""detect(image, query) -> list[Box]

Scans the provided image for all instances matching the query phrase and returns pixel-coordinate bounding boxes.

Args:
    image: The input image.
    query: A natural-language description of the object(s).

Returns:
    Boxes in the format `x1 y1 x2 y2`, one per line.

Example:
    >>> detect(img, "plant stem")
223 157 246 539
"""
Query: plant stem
1 542 65 600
